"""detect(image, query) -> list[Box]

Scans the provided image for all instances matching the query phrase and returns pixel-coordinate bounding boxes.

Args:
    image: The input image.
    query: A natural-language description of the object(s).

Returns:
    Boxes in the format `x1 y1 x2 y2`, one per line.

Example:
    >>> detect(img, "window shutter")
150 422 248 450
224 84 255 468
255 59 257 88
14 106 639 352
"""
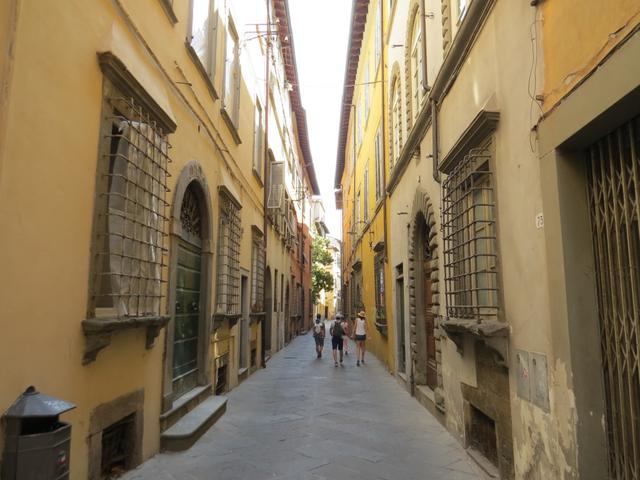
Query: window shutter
267 161 285 209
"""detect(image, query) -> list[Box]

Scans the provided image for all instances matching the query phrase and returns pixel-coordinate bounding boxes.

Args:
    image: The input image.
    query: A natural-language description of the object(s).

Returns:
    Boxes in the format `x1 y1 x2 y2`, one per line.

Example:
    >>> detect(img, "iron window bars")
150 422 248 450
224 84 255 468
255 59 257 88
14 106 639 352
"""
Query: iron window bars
216 192 242 315
251 230 265 313
442 145 499 322
587 116 640 480
374 252 387 329
90 92 171 319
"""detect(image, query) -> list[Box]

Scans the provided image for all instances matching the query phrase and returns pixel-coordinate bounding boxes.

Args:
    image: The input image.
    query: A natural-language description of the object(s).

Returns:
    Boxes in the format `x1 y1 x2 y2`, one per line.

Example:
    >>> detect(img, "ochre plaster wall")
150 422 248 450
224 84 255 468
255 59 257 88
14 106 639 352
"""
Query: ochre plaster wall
541 0 640 112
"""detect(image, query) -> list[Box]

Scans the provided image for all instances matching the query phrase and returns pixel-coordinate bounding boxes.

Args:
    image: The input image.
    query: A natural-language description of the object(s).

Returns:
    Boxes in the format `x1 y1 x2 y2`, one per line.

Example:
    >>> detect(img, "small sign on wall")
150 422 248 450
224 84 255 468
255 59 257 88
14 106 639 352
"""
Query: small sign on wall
515 349 550 412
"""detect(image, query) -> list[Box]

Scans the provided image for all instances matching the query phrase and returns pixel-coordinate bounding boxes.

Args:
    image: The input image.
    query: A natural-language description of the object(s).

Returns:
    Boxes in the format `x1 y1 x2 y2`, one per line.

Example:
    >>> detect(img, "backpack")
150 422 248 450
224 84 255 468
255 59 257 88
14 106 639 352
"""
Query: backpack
331 320 344 338
313 322 323 336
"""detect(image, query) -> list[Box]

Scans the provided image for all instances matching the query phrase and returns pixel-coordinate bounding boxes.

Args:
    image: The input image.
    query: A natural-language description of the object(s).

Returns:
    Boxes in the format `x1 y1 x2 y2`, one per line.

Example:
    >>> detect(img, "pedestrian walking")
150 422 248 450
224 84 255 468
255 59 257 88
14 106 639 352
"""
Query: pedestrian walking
312 314 325 359
354 310 367 366
330 314 345 367
340 314 350 355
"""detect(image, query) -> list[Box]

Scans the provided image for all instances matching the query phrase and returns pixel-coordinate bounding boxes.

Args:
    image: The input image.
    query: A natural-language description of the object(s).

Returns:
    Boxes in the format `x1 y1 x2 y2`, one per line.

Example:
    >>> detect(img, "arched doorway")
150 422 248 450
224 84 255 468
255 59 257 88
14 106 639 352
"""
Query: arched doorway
163 162 213 409
172 183 204 396
407 188 441 396
416 214 437 389
264 267 272 354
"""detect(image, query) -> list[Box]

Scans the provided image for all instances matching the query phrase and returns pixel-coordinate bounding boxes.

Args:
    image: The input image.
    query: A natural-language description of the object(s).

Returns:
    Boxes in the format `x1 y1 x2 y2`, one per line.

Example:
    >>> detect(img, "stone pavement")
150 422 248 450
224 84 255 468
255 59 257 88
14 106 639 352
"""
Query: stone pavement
124 329 484 480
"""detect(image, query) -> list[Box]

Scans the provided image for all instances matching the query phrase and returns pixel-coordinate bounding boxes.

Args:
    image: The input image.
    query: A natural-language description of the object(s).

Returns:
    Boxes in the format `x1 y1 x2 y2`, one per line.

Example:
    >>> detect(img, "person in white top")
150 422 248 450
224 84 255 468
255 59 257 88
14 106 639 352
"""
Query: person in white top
354 310 367 366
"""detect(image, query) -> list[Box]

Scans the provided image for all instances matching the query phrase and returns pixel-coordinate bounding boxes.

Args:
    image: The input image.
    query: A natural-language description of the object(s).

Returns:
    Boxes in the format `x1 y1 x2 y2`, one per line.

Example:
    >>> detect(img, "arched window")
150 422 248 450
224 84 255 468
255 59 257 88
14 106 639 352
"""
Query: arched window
410 13 424 125
390 79 402 168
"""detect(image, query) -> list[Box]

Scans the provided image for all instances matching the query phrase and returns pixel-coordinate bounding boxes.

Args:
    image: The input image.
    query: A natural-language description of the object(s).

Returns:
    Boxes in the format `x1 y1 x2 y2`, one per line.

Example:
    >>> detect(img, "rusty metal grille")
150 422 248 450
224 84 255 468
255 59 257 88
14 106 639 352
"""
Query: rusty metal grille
374 253 386 325
101 414 135 476
251 231 265 313
587 116 640 480
216 193 242 315
442 146 499 321
91 94 171 319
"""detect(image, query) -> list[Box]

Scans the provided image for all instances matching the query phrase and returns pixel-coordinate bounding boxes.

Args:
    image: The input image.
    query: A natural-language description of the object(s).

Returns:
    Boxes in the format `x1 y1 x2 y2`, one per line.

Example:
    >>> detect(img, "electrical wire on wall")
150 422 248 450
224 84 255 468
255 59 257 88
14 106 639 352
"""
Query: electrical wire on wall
528 4 544 154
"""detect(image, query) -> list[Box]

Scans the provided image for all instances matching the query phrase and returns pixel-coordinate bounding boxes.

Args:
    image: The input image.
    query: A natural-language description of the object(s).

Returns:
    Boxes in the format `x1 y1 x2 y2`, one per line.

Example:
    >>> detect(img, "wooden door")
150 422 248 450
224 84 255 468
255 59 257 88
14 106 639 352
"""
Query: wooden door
424 256 437 389
172 238 201 396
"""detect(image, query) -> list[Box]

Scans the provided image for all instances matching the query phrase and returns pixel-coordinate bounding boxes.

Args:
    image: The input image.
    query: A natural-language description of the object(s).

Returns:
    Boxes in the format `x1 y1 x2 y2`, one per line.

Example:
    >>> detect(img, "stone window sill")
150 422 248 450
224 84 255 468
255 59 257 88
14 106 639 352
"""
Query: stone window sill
158 0 178 24
185 42 219 101
220 108 242 145
82 315 169 364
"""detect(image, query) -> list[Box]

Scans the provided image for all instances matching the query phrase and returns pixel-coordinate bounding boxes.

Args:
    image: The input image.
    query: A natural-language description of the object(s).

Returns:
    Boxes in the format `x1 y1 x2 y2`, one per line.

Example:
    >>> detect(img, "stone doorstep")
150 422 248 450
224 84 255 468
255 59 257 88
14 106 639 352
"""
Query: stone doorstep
160 395 228 452
238 367 249 382
466 447 499 478
160 384 212 432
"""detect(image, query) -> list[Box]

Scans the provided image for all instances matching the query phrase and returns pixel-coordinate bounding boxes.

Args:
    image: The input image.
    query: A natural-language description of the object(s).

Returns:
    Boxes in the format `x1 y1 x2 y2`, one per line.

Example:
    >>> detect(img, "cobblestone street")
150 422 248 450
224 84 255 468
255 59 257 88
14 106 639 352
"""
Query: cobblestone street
124 331 482 480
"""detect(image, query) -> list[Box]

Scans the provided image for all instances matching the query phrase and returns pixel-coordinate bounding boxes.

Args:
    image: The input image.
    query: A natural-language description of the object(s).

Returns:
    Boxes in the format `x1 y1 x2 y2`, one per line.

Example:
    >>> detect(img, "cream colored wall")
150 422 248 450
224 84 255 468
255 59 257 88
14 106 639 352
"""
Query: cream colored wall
385 0 581 475
437 1 576 476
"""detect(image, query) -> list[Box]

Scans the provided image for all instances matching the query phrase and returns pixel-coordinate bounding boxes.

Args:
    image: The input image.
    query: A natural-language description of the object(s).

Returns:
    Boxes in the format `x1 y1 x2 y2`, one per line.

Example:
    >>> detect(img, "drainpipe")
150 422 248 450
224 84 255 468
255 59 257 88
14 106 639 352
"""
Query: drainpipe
261 0 271 369
380 0 389 260
420 0 429 92
431 99 440 183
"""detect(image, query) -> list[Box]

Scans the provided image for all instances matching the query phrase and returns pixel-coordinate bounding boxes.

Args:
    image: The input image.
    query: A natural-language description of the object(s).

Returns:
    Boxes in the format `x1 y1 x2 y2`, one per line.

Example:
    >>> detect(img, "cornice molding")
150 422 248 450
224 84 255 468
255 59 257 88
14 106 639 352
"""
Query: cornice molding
439 110 500 174
98 52 177 133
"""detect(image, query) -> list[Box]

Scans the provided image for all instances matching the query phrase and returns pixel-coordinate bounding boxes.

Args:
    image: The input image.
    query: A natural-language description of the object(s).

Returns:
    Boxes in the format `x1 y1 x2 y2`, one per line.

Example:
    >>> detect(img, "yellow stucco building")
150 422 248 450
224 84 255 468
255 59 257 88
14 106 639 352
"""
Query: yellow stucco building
0 0 316 478
335 0 396 371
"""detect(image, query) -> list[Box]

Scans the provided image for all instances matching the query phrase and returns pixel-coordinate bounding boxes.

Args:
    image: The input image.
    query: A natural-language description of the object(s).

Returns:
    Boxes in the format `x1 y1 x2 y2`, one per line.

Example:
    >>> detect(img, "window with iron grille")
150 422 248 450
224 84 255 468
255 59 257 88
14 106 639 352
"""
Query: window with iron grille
250 229 265 313
442 144 498 322
216 192 242 315
374 253 386 324
89 80 171 320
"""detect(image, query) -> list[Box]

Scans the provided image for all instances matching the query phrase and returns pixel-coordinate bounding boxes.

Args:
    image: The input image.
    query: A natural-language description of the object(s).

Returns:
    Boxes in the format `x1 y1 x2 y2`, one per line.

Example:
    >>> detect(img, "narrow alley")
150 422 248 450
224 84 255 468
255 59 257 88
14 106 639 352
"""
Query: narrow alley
123 330 482 480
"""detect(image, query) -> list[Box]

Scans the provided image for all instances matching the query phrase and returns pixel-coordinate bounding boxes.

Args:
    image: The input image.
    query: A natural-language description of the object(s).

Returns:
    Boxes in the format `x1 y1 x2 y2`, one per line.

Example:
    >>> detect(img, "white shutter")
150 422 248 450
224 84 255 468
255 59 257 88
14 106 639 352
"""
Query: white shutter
267 161 284 209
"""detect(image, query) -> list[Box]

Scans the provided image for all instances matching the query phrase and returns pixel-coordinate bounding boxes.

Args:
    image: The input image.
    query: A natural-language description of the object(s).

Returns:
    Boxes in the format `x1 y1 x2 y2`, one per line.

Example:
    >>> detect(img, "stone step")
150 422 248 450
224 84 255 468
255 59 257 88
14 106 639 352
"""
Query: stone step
160 395 227 452
160 384 212 432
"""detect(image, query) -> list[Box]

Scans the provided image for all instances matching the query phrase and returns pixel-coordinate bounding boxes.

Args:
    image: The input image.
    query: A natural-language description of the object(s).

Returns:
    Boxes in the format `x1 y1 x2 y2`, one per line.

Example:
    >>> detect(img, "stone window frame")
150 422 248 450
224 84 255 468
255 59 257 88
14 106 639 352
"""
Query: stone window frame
441 138 500 322
374 122 385 202
215 188 242 317
250 227 265 313
186 0 220 100
374 251 386 326
363 166 370 222
82 52 176 364
389 66 403 171
252 99 264 181
221 15 241 140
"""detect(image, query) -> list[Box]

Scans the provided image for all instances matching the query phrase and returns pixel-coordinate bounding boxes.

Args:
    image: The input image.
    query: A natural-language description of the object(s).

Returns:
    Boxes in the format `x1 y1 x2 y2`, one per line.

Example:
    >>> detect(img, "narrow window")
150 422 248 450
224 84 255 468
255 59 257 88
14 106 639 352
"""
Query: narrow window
374 1 382 71
250 229 265 313
374 253 386 325
364 60 370 119
410 13 424 125
223 18 240 125
375 124 384 201
216 192 242 315
390 80 402 168
253 100 264 178
189 0 217 80
363 167 369 222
